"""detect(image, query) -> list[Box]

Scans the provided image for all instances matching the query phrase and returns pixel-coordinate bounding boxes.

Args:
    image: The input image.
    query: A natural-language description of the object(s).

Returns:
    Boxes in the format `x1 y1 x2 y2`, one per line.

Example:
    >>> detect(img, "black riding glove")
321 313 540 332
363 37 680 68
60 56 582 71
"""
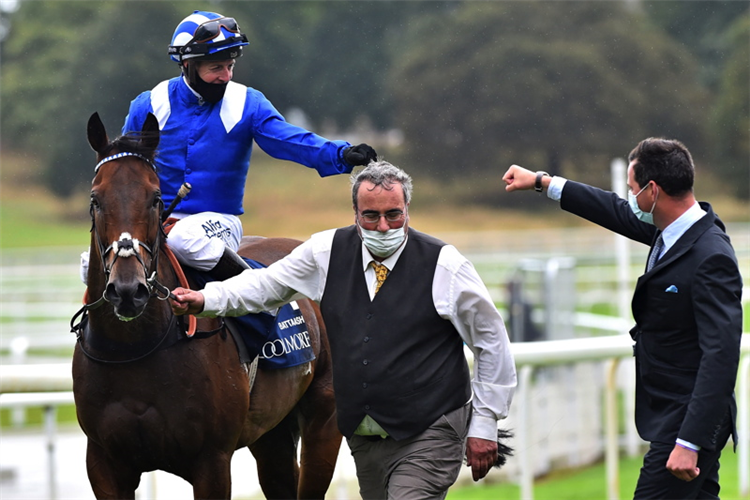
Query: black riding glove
343 144 377 167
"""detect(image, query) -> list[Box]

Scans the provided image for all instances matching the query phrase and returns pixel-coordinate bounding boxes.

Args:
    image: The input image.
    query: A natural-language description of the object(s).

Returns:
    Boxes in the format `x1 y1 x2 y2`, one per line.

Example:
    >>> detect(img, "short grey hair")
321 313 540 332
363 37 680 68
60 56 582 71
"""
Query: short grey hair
351 160 413 210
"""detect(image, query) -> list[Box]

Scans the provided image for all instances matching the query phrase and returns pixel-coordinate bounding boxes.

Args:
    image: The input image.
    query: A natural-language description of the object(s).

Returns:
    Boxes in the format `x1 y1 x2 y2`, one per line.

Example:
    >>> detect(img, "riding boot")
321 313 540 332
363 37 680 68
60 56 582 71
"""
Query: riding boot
209 247 252 281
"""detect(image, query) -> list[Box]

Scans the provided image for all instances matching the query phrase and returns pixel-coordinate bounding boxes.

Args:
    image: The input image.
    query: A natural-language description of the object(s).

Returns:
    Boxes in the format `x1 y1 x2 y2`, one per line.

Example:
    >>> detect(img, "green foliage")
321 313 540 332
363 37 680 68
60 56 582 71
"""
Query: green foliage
642 1 749 91
1 1 190 196
289 1 442 131
389 2 712 194
711 14 750 199
226 1 439 131
0 1 747 201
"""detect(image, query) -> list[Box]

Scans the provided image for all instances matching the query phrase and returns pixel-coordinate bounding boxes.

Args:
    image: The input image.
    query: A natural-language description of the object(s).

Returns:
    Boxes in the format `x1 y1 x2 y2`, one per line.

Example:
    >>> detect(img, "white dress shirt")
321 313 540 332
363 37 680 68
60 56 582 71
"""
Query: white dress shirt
200 228 517 442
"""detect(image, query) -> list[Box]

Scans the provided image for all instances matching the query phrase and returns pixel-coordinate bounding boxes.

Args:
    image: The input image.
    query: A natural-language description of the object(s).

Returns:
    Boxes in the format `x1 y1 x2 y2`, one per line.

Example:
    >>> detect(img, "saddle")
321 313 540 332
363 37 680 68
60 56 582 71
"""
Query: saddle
164 219 315 370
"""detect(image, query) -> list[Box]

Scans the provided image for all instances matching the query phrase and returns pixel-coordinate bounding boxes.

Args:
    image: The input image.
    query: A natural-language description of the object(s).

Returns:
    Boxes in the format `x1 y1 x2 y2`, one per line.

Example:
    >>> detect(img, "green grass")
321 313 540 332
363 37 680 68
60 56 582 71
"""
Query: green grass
0 405 78 428
447 446 746 499
0 199 90 249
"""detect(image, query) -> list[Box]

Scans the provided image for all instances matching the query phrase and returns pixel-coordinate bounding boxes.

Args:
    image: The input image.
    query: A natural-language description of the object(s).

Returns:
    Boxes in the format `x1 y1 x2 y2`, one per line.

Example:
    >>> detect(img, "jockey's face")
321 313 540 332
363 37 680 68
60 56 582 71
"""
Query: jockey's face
188 59 235 84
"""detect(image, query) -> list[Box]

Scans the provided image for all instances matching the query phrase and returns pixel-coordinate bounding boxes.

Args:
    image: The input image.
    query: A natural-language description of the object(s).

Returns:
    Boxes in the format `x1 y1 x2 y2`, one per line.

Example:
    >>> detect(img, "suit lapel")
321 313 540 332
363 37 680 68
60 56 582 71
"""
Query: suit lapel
634 208 717 292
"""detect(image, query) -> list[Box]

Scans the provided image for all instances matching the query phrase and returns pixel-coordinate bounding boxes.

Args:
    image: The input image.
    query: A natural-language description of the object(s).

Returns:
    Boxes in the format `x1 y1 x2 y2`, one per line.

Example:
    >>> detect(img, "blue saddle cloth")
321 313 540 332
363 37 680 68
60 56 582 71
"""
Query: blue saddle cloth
185 258 315 370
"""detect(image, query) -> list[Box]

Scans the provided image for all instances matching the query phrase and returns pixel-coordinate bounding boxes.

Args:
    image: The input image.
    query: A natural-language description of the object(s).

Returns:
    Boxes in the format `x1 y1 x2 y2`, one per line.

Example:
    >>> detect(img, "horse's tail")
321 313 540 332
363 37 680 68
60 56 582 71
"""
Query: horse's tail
495 428 514 468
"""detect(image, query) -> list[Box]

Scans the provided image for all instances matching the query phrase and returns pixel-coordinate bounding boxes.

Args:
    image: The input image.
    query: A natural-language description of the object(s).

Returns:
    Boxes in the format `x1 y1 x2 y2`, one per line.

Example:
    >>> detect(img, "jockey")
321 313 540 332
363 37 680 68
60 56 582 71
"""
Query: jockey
117 10 377 280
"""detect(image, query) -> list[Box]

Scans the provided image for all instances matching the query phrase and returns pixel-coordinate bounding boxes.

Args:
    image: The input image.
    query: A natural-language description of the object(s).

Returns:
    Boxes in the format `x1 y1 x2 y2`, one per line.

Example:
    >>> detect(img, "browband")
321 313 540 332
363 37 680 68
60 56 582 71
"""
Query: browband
95 152 156 173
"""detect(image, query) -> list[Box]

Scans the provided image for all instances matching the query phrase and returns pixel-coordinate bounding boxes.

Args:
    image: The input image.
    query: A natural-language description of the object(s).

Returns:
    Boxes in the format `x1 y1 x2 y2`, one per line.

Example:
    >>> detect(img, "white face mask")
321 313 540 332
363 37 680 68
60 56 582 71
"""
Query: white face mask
359 225 406 258
628 184 657 225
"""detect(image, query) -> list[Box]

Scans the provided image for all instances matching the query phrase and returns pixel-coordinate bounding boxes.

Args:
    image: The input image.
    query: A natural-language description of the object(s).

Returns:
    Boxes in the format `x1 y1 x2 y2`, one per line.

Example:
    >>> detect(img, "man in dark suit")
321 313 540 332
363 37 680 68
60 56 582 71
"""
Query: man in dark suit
503 137 743 499
171 161 517 499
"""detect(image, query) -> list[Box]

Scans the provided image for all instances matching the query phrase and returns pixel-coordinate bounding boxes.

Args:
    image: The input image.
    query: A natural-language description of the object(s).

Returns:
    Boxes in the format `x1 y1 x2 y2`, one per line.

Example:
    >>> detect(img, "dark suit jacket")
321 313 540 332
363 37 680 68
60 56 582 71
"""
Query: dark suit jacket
560 180 743 450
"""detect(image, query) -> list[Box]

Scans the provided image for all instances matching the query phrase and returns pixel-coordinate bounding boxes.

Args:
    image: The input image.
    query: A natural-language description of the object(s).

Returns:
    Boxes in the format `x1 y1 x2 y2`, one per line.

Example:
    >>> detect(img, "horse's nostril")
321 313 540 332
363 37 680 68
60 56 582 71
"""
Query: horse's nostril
105 283 120 304
133 283 150 309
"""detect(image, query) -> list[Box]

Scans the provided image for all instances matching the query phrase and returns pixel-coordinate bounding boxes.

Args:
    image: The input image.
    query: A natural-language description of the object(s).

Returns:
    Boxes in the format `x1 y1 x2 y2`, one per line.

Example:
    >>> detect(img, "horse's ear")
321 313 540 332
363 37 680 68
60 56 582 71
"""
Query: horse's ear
140 113 160 154
87 112 109 154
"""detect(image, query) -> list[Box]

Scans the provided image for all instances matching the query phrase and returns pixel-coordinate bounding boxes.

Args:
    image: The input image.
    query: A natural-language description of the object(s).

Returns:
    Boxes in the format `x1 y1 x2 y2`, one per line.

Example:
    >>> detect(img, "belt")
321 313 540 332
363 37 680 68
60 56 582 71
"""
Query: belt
359 434 389 442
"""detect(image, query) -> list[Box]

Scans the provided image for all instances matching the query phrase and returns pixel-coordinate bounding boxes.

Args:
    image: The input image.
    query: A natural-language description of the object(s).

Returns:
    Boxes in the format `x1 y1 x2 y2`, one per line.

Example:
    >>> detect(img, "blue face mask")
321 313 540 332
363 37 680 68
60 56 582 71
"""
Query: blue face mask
628 184 657 225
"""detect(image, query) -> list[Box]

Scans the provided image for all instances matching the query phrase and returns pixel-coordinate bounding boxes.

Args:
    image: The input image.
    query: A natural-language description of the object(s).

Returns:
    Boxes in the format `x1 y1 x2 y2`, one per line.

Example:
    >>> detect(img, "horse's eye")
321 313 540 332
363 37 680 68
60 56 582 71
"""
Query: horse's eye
152 195 162 209
90 196 100 209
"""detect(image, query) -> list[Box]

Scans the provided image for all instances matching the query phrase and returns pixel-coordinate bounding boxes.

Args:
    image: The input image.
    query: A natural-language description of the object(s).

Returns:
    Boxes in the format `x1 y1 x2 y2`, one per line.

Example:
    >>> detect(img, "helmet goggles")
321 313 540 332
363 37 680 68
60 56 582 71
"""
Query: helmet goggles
169 14 248 61
190 17 241 44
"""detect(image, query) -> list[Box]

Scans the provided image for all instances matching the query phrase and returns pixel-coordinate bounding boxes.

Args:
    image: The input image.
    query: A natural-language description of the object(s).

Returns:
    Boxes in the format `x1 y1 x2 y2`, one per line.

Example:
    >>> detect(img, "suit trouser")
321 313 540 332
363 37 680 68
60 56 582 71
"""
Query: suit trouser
346 401 471 500
633 416 732 500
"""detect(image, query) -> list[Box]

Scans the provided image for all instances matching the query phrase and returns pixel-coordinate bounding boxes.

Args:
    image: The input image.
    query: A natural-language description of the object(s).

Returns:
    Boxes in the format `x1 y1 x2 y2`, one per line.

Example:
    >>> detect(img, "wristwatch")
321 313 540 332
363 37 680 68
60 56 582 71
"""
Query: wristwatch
534 171 549 192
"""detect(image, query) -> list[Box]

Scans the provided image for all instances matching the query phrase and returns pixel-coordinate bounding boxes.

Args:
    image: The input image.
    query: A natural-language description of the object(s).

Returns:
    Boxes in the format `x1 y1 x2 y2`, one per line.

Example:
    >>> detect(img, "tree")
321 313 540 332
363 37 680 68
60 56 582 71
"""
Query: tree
1 1 735 202
642 1 749 91
228 1 442 132
1 0 188 196
389 2 712 198
642 2 749 199
711 14 750 199
2 2 100 146
290 1 443 131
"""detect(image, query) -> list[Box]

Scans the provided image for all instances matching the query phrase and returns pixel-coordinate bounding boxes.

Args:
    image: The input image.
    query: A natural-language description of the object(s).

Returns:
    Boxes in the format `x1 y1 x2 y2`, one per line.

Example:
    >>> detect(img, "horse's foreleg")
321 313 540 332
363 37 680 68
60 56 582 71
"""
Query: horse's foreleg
190 452 233 500
296 378 343 500
250 410 301 500
297 413 342 500
85 441 139 499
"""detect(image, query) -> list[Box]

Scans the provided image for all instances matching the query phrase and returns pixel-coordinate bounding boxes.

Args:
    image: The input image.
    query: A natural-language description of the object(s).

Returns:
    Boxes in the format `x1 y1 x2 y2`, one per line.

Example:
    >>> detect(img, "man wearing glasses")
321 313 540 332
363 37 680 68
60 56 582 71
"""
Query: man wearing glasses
171 161 517 499
113 10 376 282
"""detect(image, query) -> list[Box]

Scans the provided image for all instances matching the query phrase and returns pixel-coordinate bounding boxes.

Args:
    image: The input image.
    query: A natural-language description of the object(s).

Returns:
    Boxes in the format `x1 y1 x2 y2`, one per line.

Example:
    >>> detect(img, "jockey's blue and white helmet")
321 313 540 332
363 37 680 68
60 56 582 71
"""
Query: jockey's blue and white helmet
168 11 248 63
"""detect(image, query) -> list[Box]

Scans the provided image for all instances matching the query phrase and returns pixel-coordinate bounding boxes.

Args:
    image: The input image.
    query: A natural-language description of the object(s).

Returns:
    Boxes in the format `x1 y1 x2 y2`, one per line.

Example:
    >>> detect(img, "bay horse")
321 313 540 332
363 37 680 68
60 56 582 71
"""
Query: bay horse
71 112 342 499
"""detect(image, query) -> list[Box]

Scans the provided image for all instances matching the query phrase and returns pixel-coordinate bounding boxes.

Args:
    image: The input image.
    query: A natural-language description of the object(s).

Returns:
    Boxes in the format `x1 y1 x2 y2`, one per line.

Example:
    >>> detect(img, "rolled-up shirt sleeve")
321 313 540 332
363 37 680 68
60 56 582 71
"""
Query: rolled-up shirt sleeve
434 245 517 441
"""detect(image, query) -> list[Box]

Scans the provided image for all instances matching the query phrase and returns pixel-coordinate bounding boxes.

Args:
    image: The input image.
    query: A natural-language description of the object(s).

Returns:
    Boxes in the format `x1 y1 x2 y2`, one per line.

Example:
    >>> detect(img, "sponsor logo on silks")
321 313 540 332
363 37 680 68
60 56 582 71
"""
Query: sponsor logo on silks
201 219 232 241
258 301 316 369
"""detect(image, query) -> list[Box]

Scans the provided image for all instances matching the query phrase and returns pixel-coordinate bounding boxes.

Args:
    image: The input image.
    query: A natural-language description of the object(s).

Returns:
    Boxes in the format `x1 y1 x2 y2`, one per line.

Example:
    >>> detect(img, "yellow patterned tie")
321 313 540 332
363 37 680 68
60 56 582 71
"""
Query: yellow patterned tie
371 262 389 295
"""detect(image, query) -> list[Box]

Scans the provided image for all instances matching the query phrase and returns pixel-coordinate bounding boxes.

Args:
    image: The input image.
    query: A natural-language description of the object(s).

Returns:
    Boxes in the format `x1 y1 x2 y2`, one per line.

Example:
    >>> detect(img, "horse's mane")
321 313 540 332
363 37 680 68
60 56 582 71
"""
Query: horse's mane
106 131 159 162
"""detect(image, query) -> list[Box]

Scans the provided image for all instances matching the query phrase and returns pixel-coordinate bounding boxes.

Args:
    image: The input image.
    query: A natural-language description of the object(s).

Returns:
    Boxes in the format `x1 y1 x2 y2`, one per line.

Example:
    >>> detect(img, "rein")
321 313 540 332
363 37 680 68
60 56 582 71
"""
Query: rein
70 246 215 364
71 310 182 364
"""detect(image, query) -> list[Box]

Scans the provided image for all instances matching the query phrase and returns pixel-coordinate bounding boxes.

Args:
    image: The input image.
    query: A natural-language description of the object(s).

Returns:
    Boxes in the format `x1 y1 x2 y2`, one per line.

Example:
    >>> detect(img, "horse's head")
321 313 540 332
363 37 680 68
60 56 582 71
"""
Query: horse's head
87 112 162 321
